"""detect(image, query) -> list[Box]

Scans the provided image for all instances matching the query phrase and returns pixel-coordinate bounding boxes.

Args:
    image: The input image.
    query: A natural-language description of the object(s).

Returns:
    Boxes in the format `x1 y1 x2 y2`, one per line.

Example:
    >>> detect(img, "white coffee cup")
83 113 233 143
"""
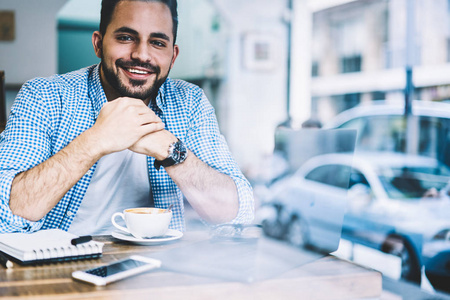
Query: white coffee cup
111 207 172 239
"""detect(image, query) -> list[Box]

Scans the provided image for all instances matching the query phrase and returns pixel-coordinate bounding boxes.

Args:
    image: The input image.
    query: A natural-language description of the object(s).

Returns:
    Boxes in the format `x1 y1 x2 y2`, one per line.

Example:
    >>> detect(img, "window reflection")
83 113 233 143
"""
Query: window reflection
338 113 450 166
380 166 450 199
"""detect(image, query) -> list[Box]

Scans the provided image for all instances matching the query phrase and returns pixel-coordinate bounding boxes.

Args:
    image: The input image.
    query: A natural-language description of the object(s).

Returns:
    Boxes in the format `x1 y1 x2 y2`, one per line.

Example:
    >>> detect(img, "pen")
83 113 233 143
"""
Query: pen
0 252 13 269
71 235 92 246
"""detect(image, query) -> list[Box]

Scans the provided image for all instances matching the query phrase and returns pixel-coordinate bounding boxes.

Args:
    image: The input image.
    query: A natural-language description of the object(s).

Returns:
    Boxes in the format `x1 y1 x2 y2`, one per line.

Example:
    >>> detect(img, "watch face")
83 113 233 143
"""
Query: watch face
171 140 187 163
155 139 187 170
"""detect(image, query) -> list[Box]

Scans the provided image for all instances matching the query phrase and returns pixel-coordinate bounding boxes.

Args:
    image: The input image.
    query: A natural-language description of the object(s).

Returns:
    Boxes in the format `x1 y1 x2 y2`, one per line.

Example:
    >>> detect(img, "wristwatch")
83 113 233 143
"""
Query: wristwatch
154 139 188 170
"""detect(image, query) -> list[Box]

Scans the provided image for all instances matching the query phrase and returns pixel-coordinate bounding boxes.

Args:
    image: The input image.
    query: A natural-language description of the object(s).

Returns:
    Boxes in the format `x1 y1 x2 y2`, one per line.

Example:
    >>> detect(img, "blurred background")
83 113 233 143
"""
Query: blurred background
1 0 450 298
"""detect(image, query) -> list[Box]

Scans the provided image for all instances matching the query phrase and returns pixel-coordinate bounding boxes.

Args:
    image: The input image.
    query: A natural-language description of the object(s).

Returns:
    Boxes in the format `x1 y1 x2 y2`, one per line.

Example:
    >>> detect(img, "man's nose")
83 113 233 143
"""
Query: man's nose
131 41 152 63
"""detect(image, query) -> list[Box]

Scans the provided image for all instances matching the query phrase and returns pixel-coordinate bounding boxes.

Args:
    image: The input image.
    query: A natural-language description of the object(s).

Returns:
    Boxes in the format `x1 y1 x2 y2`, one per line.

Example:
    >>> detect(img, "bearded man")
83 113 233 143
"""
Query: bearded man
0 0 253 234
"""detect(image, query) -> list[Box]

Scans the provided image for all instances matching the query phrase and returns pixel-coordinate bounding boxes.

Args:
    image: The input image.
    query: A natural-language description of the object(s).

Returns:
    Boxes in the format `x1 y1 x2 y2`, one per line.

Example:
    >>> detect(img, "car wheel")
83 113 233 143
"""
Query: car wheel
287 216 310 248
382 236 421 284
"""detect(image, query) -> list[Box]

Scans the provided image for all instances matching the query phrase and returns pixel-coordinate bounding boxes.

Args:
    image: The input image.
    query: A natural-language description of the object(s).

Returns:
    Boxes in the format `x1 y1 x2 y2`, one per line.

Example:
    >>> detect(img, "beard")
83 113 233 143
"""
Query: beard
101 56 169 101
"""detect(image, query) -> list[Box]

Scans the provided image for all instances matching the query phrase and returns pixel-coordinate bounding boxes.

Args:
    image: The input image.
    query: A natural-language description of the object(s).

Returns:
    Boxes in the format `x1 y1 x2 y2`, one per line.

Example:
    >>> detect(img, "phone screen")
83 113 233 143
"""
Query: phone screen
85 259 148 278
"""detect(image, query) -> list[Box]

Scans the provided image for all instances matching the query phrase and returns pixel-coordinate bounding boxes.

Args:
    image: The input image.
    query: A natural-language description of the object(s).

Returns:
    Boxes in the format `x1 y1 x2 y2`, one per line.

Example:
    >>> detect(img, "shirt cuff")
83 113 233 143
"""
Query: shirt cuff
0 170 45 233
229 177 255 225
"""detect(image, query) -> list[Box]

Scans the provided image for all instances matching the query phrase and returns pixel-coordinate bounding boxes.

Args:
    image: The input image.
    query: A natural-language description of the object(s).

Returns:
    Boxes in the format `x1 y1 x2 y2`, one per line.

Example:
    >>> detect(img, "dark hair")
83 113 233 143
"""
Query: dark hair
99 0 178 44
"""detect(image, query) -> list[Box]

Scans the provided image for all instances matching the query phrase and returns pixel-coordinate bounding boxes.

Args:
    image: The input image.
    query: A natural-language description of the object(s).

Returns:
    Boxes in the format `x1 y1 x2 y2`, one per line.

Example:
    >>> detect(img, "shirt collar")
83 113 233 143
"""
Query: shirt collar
155 78 170 110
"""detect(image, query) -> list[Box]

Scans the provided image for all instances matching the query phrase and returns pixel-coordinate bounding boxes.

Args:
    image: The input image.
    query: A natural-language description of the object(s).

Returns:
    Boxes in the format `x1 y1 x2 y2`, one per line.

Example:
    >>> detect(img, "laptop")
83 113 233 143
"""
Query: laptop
154 129 357 282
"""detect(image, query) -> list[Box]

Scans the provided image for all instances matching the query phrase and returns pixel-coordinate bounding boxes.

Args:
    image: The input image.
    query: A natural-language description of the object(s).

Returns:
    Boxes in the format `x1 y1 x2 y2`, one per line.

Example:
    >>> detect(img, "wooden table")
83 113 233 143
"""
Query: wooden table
0 231 381 299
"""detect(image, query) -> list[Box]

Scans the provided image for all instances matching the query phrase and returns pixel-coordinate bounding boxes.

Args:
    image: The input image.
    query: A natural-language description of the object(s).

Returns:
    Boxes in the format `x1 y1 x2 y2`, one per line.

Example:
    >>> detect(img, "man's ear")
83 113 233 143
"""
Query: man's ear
170 44 180 69
92 31 103 59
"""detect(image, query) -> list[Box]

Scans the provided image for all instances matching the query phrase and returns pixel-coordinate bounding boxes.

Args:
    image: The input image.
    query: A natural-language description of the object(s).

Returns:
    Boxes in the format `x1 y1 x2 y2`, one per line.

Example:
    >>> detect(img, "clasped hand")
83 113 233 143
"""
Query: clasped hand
88 97 176 159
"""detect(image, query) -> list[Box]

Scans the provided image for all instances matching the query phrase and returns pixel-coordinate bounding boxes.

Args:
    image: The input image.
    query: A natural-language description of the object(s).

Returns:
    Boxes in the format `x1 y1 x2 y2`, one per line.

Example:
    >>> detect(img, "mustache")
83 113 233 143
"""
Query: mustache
116 59 160 73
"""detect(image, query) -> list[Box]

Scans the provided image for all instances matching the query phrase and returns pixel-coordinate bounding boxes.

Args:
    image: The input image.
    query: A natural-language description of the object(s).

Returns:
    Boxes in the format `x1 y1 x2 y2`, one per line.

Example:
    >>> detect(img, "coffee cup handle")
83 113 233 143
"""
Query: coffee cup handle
111 212 130 234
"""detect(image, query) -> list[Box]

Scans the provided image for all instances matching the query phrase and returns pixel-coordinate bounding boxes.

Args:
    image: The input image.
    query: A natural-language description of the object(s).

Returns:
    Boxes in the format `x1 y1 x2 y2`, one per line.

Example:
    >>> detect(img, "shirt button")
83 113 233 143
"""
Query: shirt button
67 211 74 217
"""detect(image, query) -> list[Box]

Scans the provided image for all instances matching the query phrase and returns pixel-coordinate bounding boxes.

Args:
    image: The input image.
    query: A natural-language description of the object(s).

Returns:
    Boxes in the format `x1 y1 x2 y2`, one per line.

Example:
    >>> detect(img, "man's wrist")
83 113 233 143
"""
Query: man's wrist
154 136 179 161
154 139 188 170
78 129 107 160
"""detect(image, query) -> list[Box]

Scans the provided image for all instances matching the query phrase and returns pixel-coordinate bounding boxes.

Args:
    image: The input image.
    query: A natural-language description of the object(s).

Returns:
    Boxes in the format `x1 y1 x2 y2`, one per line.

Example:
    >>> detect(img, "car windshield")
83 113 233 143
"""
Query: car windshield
378 166 450 199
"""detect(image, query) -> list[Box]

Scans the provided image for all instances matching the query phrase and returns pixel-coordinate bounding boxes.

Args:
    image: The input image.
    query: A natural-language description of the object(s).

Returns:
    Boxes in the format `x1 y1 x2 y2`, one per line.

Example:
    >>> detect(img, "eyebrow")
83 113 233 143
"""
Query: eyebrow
114 26 138 36
150 32 171 42
114 26 171 42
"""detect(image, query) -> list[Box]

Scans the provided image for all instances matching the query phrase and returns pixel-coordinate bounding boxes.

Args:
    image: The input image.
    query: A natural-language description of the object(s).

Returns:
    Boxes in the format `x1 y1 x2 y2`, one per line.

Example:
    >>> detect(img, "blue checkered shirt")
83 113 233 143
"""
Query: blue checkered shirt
0 64 254 233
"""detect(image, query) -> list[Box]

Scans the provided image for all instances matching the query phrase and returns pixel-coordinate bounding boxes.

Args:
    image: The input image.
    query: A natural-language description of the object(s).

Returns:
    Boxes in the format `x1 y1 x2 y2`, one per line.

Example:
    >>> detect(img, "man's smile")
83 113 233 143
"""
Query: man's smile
120 66 155 80
115 59 160 82
127 67 150 75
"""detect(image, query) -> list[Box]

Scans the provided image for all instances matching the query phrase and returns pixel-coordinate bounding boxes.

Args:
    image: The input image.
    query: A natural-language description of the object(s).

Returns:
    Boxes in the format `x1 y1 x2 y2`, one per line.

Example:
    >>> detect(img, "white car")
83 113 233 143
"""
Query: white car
258 151 450 284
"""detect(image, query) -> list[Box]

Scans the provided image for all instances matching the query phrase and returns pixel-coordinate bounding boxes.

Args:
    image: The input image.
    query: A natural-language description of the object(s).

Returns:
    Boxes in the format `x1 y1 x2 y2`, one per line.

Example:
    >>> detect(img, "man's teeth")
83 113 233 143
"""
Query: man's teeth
127 68 149 74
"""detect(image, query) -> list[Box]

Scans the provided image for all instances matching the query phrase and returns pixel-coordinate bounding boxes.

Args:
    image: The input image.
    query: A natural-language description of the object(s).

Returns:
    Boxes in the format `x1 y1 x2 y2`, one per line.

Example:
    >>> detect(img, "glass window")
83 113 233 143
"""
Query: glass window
349 170 369 188
338 115 450 164
311 61 319 77
340 55 362 73
447 38 450 62
378 166 450 199
305 164 352 189
305 165 331 184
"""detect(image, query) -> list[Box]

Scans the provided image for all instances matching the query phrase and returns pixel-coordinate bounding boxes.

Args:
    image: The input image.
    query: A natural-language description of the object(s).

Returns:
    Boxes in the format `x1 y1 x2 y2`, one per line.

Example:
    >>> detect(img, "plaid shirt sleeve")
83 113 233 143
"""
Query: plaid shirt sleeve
0 80 55 233
181 86 254 224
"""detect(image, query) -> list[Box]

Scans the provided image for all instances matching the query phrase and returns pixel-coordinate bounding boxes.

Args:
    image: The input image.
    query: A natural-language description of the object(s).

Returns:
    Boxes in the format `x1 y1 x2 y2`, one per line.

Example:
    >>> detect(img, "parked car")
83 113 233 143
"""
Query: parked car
257 151 450 285
324 100 450 167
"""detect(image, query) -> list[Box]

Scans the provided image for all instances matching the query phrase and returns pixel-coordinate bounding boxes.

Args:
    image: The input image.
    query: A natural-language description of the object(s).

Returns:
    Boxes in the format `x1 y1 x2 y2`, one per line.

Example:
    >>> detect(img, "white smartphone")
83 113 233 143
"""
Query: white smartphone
72 255 161 286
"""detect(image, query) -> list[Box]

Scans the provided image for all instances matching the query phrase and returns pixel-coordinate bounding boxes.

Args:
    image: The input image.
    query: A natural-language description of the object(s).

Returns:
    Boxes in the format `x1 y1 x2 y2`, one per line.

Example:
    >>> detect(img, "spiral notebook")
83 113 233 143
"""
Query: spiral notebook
0 229 103 265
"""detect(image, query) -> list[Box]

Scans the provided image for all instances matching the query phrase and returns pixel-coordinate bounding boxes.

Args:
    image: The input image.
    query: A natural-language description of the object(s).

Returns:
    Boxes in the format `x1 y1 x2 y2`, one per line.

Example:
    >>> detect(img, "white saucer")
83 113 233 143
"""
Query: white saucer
111 229 183 245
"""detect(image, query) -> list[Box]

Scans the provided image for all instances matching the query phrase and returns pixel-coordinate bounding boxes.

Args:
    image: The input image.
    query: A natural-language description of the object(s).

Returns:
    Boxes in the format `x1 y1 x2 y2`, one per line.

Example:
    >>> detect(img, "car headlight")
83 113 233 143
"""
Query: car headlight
433 229 450 241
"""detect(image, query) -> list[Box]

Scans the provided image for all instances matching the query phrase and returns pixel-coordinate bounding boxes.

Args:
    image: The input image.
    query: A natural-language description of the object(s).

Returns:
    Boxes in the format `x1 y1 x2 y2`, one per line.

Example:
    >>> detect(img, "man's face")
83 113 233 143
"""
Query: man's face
93 1 179 102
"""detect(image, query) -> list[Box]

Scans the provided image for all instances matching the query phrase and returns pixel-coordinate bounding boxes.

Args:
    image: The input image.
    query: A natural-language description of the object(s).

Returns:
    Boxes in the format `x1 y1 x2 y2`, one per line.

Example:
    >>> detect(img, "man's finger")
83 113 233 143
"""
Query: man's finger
137 113 163 126
141 122 165 133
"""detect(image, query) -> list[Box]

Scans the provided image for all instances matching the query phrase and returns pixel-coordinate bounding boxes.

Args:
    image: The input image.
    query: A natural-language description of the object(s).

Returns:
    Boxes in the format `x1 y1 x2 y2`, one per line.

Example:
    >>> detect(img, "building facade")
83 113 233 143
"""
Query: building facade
309 0 450 122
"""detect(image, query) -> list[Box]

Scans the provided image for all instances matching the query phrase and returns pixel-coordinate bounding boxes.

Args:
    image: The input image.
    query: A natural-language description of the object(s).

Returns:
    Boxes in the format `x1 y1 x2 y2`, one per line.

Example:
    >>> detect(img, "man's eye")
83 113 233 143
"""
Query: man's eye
151 40 166 47
117 35 133 42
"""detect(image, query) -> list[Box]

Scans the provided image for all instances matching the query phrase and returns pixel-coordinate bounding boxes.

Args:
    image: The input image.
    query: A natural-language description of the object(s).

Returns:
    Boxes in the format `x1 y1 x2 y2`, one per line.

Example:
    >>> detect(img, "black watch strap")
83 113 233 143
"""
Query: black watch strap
154 156 176 170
